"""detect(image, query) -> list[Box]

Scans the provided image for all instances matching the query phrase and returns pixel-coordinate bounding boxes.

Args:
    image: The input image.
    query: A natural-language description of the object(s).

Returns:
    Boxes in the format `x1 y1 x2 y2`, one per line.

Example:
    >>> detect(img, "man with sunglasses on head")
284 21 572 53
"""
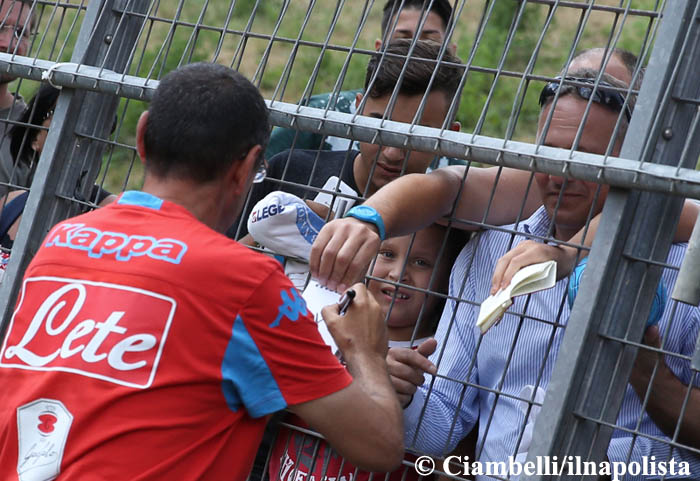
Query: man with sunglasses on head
388 67 699 477
0 0 34 198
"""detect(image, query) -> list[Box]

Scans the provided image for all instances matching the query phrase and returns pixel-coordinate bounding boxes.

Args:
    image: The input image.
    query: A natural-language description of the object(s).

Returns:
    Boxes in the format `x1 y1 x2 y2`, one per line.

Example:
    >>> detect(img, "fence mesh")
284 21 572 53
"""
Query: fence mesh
0 1 698 480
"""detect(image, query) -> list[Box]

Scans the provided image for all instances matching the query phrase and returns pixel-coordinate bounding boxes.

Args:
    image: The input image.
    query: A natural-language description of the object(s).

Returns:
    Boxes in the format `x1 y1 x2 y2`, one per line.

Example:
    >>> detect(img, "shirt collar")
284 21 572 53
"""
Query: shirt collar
521 206 554 237
117 191 164 210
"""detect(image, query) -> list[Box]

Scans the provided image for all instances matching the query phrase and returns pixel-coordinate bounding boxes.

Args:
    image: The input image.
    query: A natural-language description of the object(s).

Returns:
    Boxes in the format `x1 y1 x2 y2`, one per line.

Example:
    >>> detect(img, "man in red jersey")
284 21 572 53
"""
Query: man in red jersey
0 62 404 481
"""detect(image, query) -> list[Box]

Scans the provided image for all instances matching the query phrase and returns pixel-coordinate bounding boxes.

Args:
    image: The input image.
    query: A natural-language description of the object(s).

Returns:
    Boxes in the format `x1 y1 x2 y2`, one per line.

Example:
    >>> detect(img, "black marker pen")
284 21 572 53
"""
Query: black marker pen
338 289 356 316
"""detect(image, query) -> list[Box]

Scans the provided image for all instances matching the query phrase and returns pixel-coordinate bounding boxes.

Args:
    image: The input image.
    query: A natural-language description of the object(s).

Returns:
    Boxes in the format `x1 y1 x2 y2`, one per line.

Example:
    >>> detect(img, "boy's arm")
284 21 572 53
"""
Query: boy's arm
310 166 540 292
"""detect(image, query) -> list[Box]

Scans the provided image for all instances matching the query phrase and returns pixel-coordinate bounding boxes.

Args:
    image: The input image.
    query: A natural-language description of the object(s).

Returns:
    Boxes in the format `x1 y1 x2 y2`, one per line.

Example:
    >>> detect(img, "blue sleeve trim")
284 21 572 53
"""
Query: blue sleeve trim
221 315 287 418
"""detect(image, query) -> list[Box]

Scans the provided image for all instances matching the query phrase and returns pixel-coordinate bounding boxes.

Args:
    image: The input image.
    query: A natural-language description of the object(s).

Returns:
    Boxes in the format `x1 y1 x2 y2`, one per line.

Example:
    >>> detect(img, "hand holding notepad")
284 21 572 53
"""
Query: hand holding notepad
477 261 557 334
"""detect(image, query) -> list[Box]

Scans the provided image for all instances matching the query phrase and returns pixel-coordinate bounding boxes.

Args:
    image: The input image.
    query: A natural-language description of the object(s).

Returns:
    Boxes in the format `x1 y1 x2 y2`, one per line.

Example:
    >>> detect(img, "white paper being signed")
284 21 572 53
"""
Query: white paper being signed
302 280 341 354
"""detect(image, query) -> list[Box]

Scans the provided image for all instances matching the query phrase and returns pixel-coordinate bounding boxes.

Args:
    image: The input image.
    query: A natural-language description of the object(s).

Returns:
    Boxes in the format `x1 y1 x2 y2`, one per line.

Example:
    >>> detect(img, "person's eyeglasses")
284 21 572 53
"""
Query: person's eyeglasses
253 158 267 183
0 24 32 42
539 76 632 122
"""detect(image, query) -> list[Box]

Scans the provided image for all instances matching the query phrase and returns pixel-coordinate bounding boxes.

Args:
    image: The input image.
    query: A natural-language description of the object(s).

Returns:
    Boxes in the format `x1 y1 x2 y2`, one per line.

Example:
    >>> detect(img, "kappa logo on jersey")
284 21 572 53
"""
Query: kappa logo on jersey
269 288 308 328
0 277 176 389
44 223 188 264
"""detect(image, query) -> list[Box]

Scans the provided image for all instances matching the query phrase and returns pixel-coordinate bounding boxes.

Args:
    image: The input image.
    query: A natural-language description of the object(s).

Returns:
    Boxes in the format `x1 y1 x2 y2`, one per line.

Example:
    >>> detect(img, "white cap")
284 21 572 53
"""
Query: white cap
247 191 326 261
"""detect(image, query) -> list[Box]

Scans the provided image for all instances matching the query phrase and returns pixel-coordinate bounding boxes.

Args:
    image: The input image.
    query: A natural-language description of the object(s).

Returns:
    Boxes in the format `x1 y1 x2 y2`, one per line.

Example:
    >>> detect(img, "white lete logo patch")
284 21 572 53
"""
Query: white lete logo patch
0 276 176 388
17 398 73 481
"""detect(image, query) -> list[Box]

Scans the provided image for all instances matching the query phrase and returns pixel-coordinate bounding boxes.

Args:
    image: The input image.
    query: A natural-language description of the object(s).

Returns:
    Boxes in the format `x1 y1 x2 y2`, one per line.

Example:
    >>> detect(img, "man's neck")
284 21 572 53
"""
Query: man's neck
141 177 229 232
553 225 581 242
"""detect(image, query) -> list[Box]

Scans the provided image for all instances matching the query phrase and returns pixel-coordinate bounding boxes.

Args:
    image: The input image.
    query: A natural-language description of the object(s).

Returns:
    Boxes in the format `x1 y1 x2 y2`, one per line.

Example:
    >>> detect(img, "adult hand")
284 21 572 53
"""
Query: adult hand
310 217 382 293
490 240 580 295
322 283 387 360
387 338 438 407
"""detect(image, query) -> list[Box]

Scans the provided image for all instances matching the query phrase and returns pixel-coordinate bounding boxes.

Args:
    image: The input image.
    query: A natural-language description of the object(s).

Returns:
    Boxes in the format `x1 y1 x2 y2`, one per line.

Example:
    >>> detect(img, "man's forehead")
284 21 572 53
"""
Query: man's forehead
537 95 620 153
0 1 32 23
569 54 632 86
362 91 450 119
391 9 446 36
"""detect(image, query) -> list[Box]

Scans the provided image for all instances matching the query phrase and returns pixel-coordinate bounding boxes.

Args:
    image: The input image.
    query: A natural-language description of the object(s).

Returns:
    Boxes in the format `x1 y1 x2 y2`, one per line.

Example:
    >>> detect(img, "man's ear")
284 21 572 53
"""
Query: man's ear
355 92 364 112
135 111 149 165
375 38 382 50
449 121 461 132
227 144 263 195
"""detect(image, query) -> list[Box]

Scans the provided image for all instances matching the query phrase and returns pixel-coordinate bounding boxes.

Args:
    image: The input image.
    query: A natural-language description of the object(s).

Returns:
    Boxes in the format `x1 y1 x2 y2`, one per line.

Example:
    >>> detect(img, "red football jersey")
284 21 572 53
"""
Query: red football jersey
0 191 351 481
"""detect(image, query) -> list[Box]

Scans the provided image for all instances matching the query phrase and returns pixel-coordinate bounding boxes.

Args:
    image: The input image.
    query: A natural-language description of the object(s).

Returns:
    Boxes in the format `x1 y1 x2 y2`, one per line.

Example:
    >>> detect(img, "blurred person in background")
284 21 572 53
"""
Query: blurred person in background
0 0 35 198
265 0 459 164
379 67 699 478
0 84 116 279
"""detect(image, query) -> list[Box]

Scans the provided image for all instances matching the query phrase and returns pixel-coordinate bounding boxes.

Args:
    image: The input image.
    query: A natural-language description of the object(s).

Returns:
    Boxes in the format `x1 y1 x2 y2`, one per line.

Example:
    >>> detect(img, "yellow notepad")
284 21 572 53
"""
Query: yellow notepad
477 261 557 334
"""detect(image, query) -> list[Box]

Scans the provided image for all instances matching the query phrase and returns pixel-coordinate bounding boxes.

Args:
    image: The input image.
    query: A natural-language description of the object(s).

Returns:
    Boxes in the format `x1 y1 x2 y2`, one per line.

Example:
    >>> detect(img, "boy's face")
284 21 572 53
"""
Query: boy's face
367 225 450 336
354 91 453 196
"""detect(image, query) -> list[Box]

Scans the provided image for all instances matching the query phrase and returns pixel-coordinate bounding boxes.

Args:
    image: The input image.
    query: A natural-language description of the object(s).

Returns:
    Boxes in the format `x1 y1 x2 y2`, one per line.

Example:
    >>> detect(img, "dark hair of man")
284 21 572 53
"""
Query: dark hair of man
364 39 463 113
380 0 453 37
573 47 644 90
542 67 632 141
10 83 59 167
143 62 269 183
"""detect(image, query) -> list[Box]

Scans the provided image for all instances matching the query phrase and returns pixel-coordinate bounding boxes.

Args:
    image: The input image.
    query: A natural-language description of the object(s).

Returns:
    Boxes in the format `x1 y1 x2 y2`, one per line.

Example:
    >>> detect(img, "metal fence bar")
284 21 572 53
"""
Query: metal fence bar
3 57 699 200
524 2 700 479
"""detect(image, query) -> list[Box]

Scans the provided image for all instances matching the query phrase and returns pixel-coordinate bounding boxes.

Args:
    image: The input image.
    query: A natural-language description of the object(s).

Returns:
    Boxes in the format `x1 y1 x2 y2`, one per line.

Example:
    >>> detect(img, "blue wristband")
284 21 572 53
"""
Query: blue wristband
345 205 386 241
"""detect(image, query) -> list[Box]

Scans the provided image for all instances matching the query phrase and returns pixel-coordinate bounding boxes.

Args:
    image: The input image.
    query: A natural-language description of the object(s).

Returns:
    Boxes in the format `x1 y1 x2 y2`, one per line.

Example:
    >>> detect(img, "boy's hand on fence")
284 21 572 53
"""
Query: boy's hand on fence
311 217 382 293
322 283 388 360
387 338 438 407
490 240 579 295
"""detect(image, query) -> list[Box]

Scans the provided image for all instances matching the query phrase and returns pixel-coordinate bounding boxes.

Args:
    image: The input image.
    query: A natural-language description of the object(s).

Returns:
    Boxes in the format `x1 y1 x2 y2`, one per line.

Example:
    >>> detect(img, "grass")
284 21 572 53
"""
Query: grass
11 0 665 193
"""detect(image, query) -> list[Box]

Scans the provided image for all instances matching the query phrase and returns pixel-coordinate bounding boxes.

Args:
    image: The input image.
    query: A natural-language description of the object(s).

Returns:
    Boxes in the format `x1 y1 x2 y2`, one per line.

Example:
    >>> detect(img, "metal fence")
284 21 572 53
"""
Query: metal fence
0 0 699 480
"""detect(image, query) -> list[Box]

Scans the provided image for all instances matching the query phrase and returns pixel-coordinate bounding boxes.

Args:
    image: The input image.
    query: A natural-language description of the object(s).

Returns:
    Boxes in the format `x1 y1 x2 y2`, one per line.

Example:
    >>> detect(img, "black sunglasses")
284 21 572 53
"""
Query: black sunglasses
539 76 632 122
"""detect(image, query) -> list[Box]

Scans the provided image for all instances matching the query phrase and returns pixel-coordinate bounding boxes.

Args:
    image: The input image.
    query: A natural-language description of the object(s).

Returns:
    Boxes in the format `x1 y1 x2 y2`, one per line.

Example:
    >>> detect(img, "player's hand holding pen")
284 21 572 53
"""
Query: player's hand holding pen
322 283 389 362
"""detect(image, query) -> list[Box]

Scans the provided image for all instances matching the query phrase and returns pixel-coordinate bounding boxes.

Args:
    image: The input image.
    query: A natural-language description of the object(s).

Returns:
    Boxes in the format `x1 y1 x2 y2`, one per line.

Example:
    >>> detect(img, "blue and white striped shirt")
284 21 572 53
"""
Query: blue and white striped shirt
404 207 700 479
